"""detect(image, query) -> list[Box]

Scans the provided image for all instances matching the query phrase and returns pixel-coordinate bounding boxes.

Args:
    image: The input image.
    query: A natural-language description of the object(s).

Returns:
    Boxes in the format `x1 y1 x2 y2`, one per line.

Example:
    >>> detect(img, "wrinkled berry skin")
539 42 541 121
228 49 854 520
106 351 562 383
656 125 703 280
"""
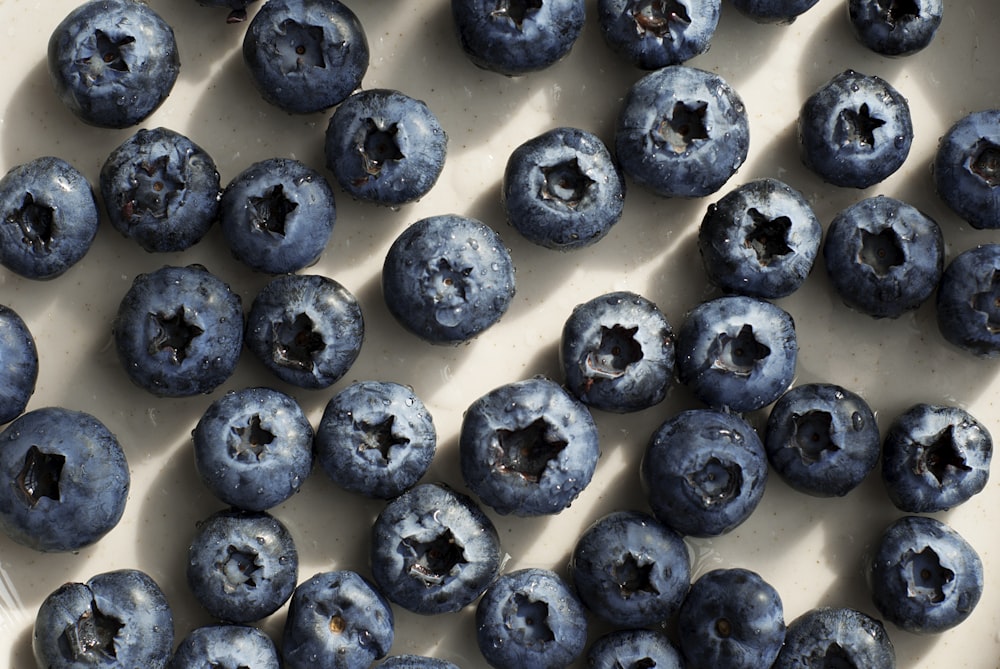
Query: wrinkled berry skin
243 0 368 113
936 244 1000 357
772 607 895 668
47 0 180 128
451 0 586 75
169 624 280 669
560 290 674 413
0 407 129 553
0 304 38 424
764 383 880 497
933 109 1000 229
282 570 394 669
325 88 447 206
370 482 503 615
598 0 721 69
881 403 992 513
868 515 984 634
586 629 683 669
677 568 785 669
848 0 943 56
101 127 221 253
34 569 174 669
730 0 820 23
798 69 912 188
475 568 588 669
0 156 99 280
615 65 749 198
113 264 244 397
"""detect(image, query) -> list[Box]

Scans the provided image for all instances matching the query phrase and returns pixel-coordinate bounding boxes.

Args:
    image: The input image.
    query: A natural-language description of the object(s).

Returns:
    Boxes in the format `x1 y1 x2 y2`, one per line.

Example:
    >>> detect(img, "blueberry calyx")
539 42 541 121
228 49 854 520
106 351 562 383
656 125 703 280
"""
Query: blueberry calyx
612 554 658 597
971 272 1000 331
915 426 971 484
250 184 297 236
360 119 404 179
709 324 771 376
540 158 593 208
359 416 408 462
508 594 556 644
881 0 920 27
632 0 692 37
401 526 466 586
273 312 325 371
655 101 709 153
859 228 904 276
218 544 264 592
903 546 953 604
969 138 1000 186
148 306 204 364
230 415 275 462
17 446 64 506
745 210 793 266
79 30 135 83
491 0 543 29
496 417 568 482
837 102 885 148
7 193 54 254
277 19 326 73
64 599 124 660
685 456 742 506
127 157 183 220
584 324 643 381
793 411 837 464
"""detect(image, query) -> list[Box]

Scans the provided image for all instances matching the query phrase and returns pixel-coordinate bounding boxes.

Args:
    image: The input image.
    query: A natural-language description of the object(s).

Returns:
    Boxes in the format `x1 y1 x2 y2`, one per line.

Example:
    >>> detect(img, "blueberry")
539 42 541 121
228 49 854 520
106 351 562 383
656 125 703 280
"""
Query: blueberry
0 156 99 280
101 127 222 253
185 508 299 624
369 482 503 615
169 624 280 669
315 380 436 500
282 570 394 669
642 408 768 537
764 382 880 497
219 158 336 274
245 273 364 388
867 515 984 634
698 178 822 299
0 407 128 553
798 69 913 189
243 0 369 114
378 656 460 669
196 0 259 23
597 0 721 69
848 0 943 56
0 304 38 424
47 0 180 128
381 214 516 345
113 264 244 397
475 567 588 669
192 387 315 511
676 568 785 669
771 607 896 668
823 195 944 319
586 628 683 669
615 65 749 198
33 569 174 669
451 0 586 75
675 295 797 413
936 243 1000 357
460 376 600 516
932 109 1000 229
502 126 626 250
881 403 992 513
729 0 820 24
569 510 690 627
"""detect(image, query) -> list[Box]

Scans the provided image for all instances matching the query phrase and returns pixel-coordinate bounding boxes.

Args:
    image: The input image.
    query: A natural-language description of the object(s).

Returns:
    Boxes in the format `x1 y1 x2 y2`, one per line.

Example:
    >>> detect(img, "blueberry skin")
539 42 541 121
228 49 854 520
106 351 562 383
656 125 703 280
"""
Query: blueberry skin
698 178 822 299
642 409 768 537
475 568 588 669
598 0 721 69
764 383 880 497
0 407 128 553
243 0 369 114
220 158 336 274
881 403 992 513
569 510 690 628
502 127 626 250
675 295 798 413
170 624 280 669
282 570 394 669
586 629 683 669
186 508 299 624
868 515 984 634
561 291 674 413
47 0 180 129
101 127 221 253
316 380 436 500
451 0 586 76
823 195 944 319
772 607 895 668
192 387 315 511
848 0 943 56
382 214 516 345
460 377 600 516
245 273 364 389
932 109 1000 229
370 482 503 615
676 568 785 669
113 264 244 397
378 656 460 669
729 0 820 24
798 69 913 189
615 65 749 198
936 244 1000 357
325 88 448 207
0 156 99 280
33 569 174 669
0 304 38 424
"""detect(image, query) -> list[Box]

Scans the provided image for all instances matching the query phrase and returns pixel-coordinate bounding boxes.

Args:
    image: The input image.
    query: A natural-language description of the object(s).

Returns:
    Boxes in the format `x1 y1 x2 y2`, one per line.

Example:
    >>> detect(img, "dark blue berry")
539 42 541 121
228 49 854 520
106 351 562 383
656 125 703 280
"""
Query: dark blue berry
933 109 1000 229
597 0 721 69
848 0 943 56
936 244 1000 357
586 628 683 669
169 624 280 669
772 607 895 668
0 304 38 424
730 0 820 23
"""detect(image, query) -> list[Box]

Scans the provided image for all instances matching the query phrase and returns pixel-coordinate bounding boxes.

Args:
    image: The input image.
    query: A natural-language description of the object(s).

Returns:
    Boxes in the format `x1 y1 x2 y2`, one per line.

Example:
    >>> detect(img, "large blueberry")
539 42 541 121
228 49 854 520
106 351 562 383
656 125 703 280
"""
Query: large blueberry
586 629 683 669
772 607 895 668
598 0 721 69
730 0 820 23
0 304 38 424
936 244 1000 357
113 264 244 397
169 624 280 669
848 0 943 56
0 156 99 280
0 407 128 553
933 109 1000 229
615 65 749 198
47 0 180 128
